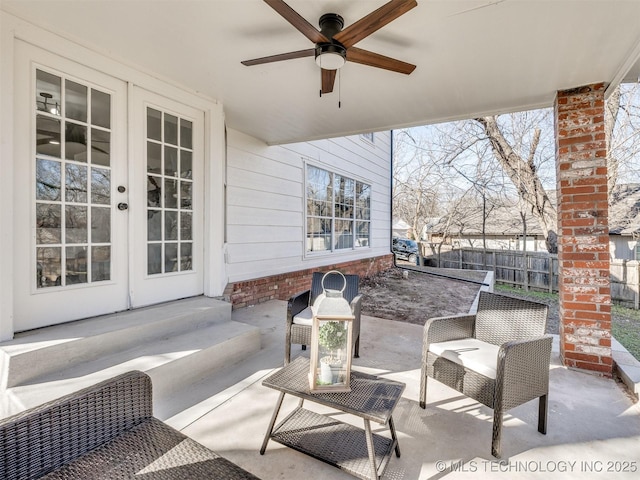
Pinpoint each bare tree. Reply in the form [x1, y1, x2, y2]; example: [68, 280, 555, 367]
[608, 83, 640, 196]
[474, 115, 558, 252]
[606, 85, 621, 195]
[393, 82, 640, 256]
[428, 185, 475, 266]
[393, 130, 447, 240]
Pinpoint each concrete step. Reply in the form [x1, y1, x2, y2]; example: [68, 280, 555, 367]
[0, 296, 262, 419]
[612, 337, 640, 400]
[3, 319, 260, 417]
[0, 296, 232, 389]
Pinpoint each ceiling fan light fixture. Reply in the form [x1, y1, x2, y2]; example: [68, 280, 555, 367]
[315, 44, 347, 70]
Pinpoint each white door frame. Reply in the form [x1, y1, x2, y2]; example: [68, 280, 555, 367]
[13, 41, 130, 331]
[1, 13, 227, 338]
[129, 86, 205, 308]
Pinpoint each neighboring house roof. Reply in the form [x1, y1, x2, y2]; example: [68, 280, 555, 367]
[428, 198, 546, 237]
[429, 184, 640, 237]
[392, 218, 411, 231]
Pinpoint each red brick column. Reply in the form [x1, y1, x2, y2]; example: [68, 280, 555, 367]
[555, 83, 612, 375]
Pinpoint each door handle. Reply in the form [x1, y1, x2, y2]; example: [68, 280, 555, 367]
[117, 202, 129, 211]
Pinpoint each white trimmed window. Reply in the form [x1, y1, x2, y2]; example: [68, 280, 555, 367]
[306, 164, 371, 253]
[360, 132, 375, 144]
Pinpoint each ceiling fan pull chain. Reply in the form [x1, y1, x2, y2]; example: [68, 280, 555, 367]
[338, 69, 342, 109]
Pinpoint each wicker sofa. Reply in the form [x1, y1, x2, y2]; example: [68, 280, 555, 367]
[0, 371, 260, 479]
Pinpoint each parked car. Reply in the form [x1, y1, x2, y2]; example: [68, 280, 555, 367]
[392, 238, 419, 264]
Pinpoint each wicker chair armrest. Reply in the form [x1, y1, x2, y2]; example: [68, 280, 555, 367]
[0, 371, 152, 480]
[422, 314, 476, 364]
[424, 314, 476, 344]
[350, 293, 363, 353]
[496, 335, 553, 409]
[350, 293, 363, 330]
[286, 289, 311, 325]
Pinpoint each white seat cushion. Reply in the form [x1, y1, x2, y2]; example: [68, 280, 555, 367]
[292, 306, 313, 326]
[429, 338, 500, 379]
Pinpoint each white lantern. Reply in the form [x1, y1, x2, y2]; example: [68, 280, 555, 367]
[308, 271, 354, 393]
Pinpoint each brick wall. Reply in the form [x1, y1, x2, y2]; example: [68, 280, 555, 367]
[555, 83, 612, 375]
[226, 255, 394, 309]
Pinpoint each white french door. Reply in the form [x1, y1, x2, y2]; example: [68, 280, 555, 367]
[13, 43, 204, 331]
[129, 88, 204, 307]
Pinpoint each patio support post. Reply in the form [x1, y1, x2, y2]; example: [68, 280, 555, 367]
[555, 82, 613, 376]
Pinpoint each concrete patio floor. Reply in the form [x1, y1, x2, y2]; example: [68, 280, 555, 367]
[160, 299, 640, 480]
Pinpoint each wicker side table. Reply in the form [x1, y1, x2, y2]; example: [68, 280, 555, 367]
[260, 357, 405, 480]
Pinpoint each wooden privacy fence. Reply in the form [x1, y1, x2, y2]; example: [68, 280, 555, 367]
[423, 247, 640, 308]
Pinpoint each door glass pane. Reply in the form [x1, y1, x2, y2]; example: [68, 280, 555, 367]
[36, 204, 61, 244]
[36, 70, 61, 115]
[165, 243, 178, 272]
[147, 142, 161, 173]
[91, 168, 110, 204]
[148, 210, 162, 241]
[37, 247, 61, 288]
[164, 146, 178, 176]
[180, 119, 192, 149]
[147, 176, 162, 207]
[65, 205, 87, 243]
[91, 128, 110, 166]
[146, 107, 194, 274]
[91, 207, 111, 243]
[164, 114, 178, 145]
[91, 246, 111, 282]
[164, 179, 178, 209]
[180, 181, 192, 209]
[65, 122, 87, 162]
[165, 211, 178, 241]
[65, 164, 88, 203]
[147, 108, 162, 141]
[36, 115, 61, 157]
[36, 159, 61, 201]
[180, 243, 192, 271]
[66, 246, 88, 284]
[91, 89, 110, 128]
[180, 150, 192, 178]
[34, 70, 113, 288]
[65, 80, 87, 122]
[180, 212, 192, 240]
[148, 244, 162, 274]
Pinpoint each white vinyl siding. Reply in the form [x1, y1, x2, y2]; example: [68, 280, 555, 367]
[225, 129, 391, 282]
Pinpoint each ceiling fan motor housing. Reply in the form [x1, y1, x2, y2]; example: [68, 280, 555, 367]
[318, 13, 344, 39]
[316, 13, 347, 69]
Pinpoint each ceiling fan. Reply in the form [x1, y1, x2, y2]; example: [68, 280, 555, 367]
[241, 0, 418, 95]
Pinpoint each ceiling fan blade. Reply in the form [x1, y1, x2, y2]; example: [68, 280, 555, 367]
[241, 48, 315, 66]
[321, 69, 337, 94]
[264, 0, 329, 44]
[333, 0, 417, 48]
[347, 47, 416, 74]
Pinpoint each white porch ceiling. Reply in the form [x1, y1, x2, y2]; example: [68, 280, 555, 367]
[3, 0, 640, 145]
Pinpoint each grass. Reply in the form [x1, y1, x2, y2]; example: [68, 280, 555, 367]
[612, 304, 640, 361]
[495, 284, 640, 361]
[495, 285, 558, 303]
